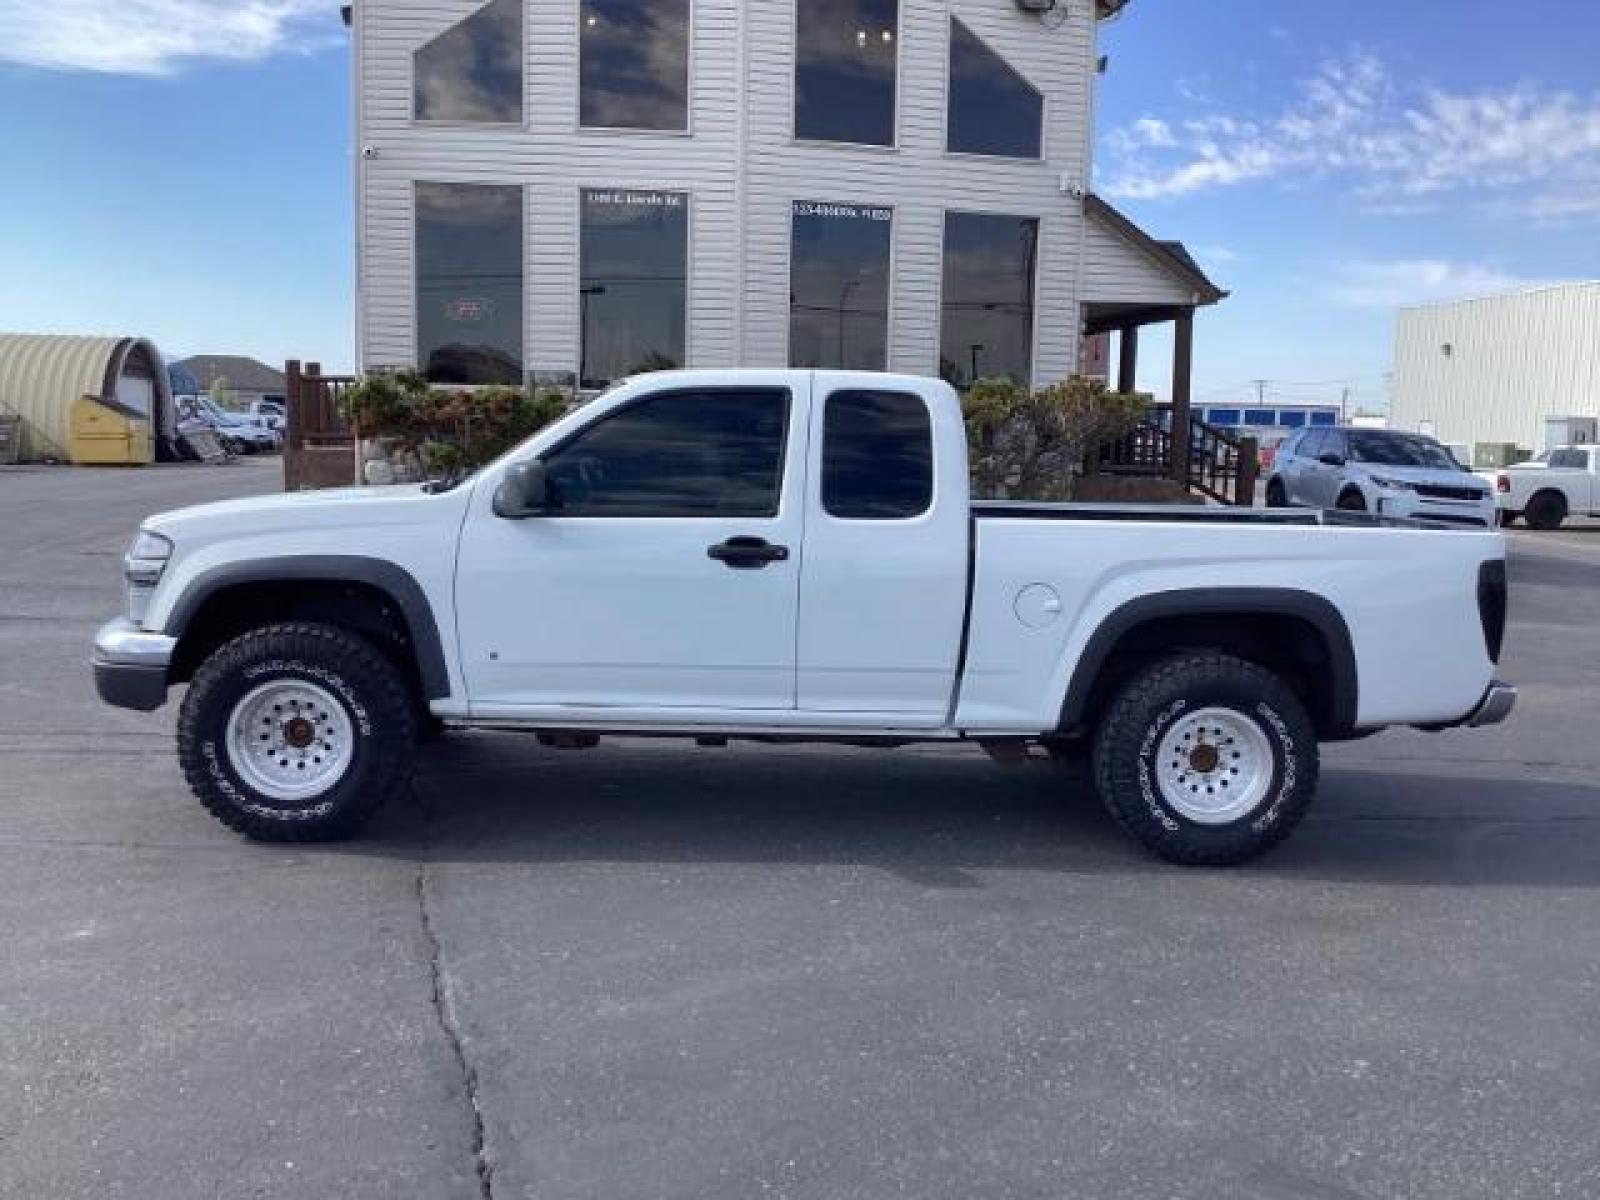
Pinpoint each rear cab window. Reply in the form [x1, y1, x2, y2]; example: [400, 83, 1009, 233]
[821, 390, 933, 519]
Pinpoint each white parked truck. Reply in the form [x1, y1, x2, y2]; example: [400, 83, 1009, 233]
[1492, 445, 1600, 530]
[92, 370, 1516, 864]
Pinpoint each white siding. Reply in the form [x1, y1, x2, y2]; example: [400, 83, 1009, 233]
[355, 0, 1184, 384]
[1080, 210, 1201, 307]
[1391, 283, 1600, 450]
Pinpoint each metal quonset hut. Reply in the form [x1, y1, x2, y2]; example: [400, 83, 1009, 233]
[0, 334, 177, 464]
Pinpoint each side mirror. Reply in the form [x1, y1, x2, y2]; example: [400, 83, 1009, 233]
[1318, 453, 1346, 468]
[493, 460, 549, 519]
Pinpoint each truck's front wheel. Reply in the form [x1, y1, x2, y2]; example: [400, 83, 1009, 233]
[1092, 652, 1319, 866]
[177, 623, 417, 841]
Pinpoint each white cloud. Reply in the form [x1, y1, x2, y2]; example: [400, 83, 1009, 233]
[1100, 50, 1600, 223]
[1326, 260, 1568, 309]
[0, 1, 336, 75]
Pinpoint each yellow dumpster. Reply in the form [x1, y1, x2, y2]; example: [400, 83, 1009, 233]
[69, 395, 151, 465]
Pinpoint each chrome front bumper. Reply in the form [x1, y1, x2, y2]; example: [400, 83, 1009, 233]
[91, 618, 176, 712]
[1466, 680, 1518, 728]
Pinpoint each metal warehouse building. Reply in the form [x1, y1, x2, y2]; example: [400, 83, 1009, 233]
[0, 334, 176, 464]
[1390, 282, 1600, 454]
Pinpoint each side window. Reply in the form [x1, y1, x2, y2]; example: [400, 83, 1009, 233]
[1289, 431, 1315, 459]
[946, 18, 1043, 158]
[795, 0, 899, 146]
[1322, 431, 1347, 461]
[1550, 448, 1584, 469]
[822, 390, 933, 519]
[414, 0, 523, 123]
[542, 389, 789, 517]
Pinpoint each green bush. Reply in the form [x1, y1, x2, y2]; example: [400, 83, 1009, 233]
[340, 371, 568, 476]
[963, 376, 1149, 501]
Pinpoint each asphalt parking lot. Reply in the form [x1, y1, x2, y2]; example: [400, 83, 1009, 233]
[3, 459, 1598, 1200]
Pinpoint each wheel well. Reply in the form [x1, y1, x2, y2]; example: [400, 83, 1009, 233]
[1069, 611, 1348, 736]
[168, 580, 424, 698]
[1337, 483, 1366, 504]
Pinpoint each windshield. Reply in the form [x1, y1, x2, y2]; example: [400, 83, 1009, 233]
[1347, 432, 1459, 470]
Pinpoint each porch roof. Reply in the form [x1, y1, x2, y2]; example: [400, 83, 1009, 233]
[1081, 194, 1228, 334]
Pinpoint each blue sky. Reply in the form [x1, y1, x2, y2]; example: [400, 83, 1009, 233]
[0, 0, 1596, 408]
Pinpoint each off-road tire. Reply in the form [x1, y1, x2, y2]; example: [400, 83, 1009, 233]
[1264, 478, 1288, 507]
[1092, 652, 1320, 866]
[1524, 491, 1567, 531]
[177, 622, 417, 841]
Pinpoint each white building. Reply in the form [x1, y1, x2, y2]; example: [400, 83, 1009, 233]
[348, 0, 1222, 399]
[1391, 282, 1600, 453]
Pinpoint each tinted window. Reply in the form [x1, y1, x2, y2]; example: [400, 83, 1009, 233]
[416, 182, 523, 384]
[414, 0, 522, 123]
[939, 212, 1038, 387]
[542, 389, 789, 517]
[1310, 410, 1338, 426]
[1347, 432, 1458, 469]
[1321, 431, 1347, 460]
[946, 18, 1042, 158]
[580, 190, 688, 388]
[795, 0, 898, 146]
[823, 390, 932, 518]
[1278, 410, 1307, 428]
[789, 201, 892, 370]
[1207, 408, 1242, 427]
[580, 0, 689, 130]
[1549, 448, 1586, 469]
[1298, 430, 1325, 459]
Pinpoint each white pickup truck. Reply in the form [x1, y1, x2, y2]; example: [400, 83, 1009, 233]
[1492, 444, 1600, 529]
[92, 370, 1515, 865]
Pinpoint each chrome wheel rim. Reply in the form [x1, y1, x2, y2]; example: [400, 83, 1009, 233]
[226, 680, 354, 802]
[1155, 707, 1274, 825]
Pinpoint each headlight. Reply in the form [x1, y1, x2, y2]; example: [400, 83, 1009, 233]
[124, 531, 173, 624]
[1367, 475, 1417, 492]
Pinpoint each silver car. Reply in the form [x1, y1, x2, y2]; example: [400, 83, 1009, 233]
[1266, 427, 1496, 527]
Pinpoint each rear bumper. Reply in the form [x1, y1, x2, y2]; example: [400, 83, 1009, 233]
[91, 618, 175, 712]
[1465, 680, 1518, 728]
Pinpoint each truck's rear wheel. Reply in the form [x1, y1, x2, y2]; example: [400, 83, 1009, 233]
[1092, 652, 1319, 866]
[177, 622, 417, 841]
[1524, 491, 1567, 531]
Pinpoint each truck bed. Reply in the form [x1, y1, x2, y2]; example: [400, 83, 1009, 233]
[971, 501, 1416, 527]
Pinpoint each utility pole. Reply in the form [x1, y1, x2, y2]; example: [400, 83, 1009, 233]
[1253, 379, 1268, 408]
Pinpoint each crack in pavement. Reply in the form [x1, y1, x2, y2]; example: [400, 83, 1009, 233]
[413, 784, 496, 1200]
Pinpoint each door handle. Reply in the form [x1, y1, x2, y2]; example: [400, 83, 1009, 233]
[707, 536, 790, 569]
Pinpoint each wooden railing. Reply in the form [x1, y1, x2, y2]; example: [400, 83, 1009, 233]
[284, 360, 357, 491]
[1091, 415, 1260, 506]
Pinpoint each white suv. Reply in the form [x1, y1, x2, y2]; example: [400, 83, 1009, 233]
[1266, 427, 1496, 527]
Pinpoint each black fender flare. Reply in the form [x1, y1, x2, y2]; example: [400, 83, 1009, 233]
[162, 555, 451, 699]
[1058, 587, 1359, 734]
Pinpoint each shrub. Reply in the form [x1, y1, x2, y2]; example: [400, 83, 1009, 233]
[963, 376, 1149, 501]
[340, 371, 568, 476]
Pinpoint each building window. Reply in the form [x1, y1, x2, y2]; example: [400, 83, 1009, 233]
[1207, 408, 1242, 427]
[789, 201, 892, 370]
[580, 0, 690, 130]
[946, 19, 1042, 158]
[939, 212, 1038, 387]
[414, 0, 523, 124]
[542, 389, 790, 517]
[415, 182, 524, 385]
[580, 190, 688, 388]
[1309, 411, 1338, 427]
[822, 390, 932, 519]
[795, 0, 898, 146]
